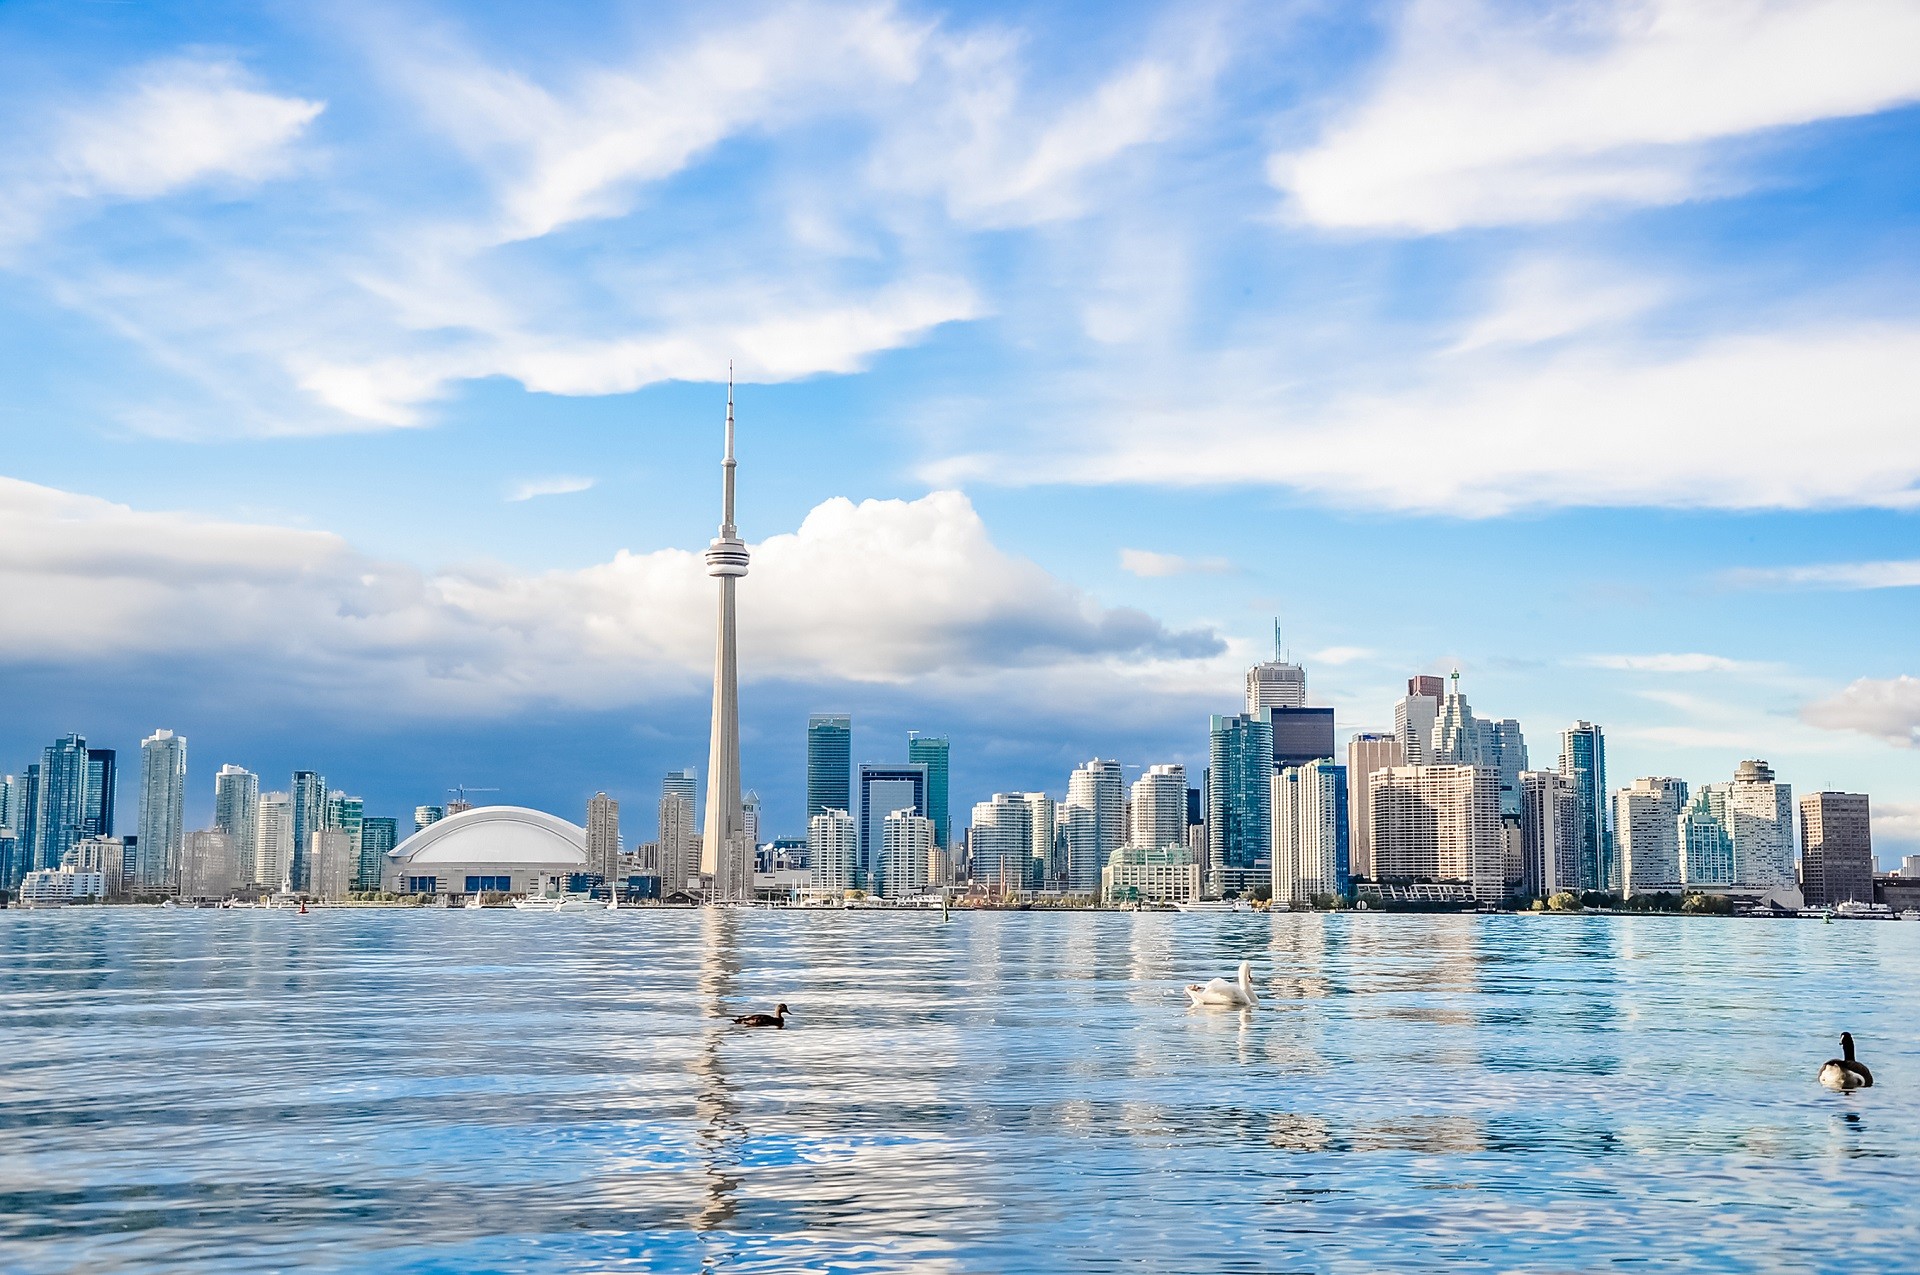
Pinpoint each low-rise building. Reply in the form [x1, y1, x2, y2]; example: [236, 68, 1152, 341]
[20, 869, 106, 907]
[1102, 844, 1201, 905]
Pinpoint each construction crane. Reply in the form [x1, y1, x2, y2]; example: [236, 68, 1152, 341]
[446, 784, 500, 811]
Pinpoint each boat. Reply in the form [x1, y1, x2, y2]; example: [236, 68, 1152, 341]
[511, 895, 599, 912]
[465, 893, 486, 910]
[1901, 908, 1919, 922]
[1174, 899, 1252, 914]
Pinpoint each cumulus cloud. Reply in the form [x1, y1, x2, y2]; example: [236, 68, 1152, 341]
[1873, 803, 1920, 856]
[1271, 0, 1920, 233]
[0, 477, 1222, 716]
[1802, 675, 1920, 747]
[1725, 560, 1920, 590]
[1119, 548, 1231, 578]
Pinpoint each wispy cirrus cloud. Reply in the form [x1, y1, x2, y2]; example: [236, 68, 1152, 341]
[1119, 548, 1231, 578]
[506, 475, 596, 502]
[1724, 560, 1920, 590]
[1583, 652, 1772, 674]
[1271, 0, 1920, 233]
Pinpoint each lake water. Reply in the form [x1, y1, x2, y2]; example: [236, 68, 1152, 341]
[1, 909, 1915, 1273]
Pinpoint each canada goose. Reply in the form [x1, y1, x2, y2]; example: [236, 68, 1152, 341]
[1818, 1032, 1873, 1090]
[732, 1003, 789, 1028]
[1185, 960, 1257, 1009]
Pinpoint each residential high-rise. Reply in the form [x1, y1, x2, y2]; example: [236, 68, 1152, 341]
[256, 792, 293, 890]
[1369, 764, 1505, 902]
[0, 773, 15, 832]
[741, 790, 760, 850]
[70, 836, 124, 897]
[585, 792, 620, 887]
[1519, 770, 1578, 898]
[1129, 764, 1188, 850]
[327, 793, 364, 887]
[1272, 759, 1349, 905]
[414, 805, 444, 832]
[179, 830, 237, 899]
[1482, 720, 1527, 817]
[83, 748, 116, 839]
[907, 732, 951, 849]
[882, 808, 934, 900]
[15, 765, 40, 888]
[700, 377, 753, 903]
[1800, 792, 1873, 907]
[1022, 792, 1058, 889]
[969, 793, 1043, 896]
[33, 734, 91, 874]
[1616, 777, 1689, 897]
[359, 817, 398, 892]
[137, 730, 187, 891]
[1393, 675, 1445, 766]
[1558, 723, 1608, 893]
[1345, 733, 1402, 879]
[1679, 791, 1734, 886]
[213, 765, 260, 885]
[310, 829, 354, 899]
[808, 809, 858, 896]
[1207, 711, 1273, 896]
[1067, 759, 1126, 869]
[660, 769, 697, 898]
[807, 714, 853, 821]
[1724, 759, 1795, 890]
[1055, 803, 1100, 896]
[290, 771, 327, 894]
[1246, 623, 1307, 713]
[858, 764, 928, 896]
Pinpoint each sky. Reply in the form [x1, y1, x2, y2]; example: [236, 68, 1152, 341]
[1, 0, 1917, 863]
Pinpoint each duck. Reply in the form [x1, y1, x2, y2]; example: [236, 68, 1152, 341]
[731, 1003, 789, 1029]
[1818, 1032, 1873, 1090]
[1185, 959, 1257, 1009]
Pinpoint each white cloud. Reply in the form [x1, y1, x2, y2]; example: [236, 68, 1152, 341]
[0, 477, 1222, 715]
[1874, 802, 1920, 855]
[931, 324, 1920, 515]
[1725, 560, 1920, 590]
[506, 476, 596, 502]
[1119, 548, 1231, 578]
[1307, 646, 1375, 667]
[1802, 675, 1920, 747]
[1272, 0, 1920, 232]
[1585, 653, 1770, 674]
[1451, 258, 1664, 351]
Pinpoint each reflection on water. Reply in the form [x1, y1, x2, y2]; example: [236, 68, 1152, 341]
[2, 910, 1917, 1273]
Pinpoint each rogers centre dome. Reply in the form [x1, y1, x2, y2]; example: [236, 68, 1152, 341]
[382, 805, 587, 896]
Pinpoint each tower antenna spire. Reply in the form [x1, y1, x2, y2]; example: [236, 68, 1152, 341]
[721, 363, 737, 535]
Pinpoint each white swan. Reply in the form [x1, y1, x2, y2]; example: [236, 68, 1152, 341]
[1185, 959, 1257, 1008]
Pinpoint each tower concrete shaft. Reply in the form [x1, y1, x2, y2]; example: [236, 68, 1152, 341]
[702, 374, 752, 900]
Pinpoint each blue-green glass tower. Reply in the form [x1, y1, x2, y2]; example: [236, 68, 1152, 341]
[906, 732, 950, 849]
[807, 714, 852, 820]
[1207, 710, 1273, 895]
[1559, 722, 1608, 893]
[35, 734, 91, 872]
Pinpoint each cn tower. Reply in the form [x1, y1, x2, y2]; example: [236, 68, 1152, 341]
[700, 371, 752, 901]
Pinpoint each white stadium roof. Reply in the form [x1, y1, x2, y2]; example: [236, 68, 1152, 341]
[386, 806, 587, 868]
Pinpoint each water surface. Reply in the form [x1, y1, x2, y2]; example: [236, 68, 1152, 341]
[2, 909, 1915, 1272]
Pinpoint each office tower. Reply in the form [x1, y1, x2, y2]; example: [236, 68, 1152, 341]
[907, 732, 951, 848]
[700, 378, 752, 903]
[1345, 733, 1403, 879]
[1799, 792, 1873, 907]
[808, 809, 858, 895]
[1479, 720, 1526, 816]
[1066, 758, 1125, 867]
[360, 817, 398, 893]
[289, 771, 327, 893]
[1272, 707, 1336, 770]
[327, 793, 364, 888]
[1679, 791, 1734, 886]
[1723, 760, 1795, 889]
[660, 769, 697, 897]
[1055, 803, 1099, 895]
[414, 805, 444, 832]
[213, 765, 259, 885]
[1616, 777, 1689, 897]
[1369, 764, 1505, 901]
[15, 765, 41, 887]
[256, 792, 293, 890]
[34, 734, 91, 873]
[310, 828, 354, 899]
[741, 791, 761, 850]
[1272, 759, 1349, 905]
[1208, 711, 1274, 896]
[1558, 722, 1608, 892]
[179, 830, 237, 898]
[858, 763, 928, 896]
[1519, 771, 1578, 897]
[1428, 672, 1483, 766]
[969, 793, 1042, 895]
[881, 808, 934, 899]
[1129, 764, 1189, 850]
[137, 730, 188, 891]
[1393, 675, 1445, 766]
[83, 748, 116, 839]
[1246, 623, 1307, 713]
[807, 714, 853, 821]
[0, 773, 14, 832]
[587, 793, 620, 886]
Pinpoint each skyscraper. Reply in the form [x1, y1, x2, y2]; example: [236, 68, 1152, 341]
[1272, 707, 1336, 769]
[809, 808, 858, 896]
[359, 817, 398, 893]
[1369, 764, 1504, 902]
[807, 714, 853, 822]
[660, 769, 697, 898]
[907, 732, 951, 849]
[137, 730, 187, 891]
[256, 792, 293, 890]
[1679, 790, 1734, 886]
[858, 763, 928, 895]
[1723, 759, 1795, 890]
[1021, 791, 1058, 890]
[1246, 622, 1307, 713]
[1207, 711, 1273, 897]
[1800, 792, 1872, 907]
[1393, 675, 1445, 766]
[15, 765, 41, 888]
[290, 771, 327, 894]
[1054, 803, 1100, 895]
[969, 793, 1043, 896]
[1272, 759, 1349, 905]
[1345, 732, 1402, 879]
[882, 807, 934, 900]
[1129, 764, 1188, 850]
[414, 805, 444, 832]
[1558, 722, 1607, 893]
[587, 792, 620, 887]
[34, 734, 91, 873]
[327, 793, 364, 888]
[700, 376, 752, 903]
[0, 773, 15, 832]
[1067, 759, 1126, 868]
[83, 748, 116, 839]
[1519, 770, 1578, 898]
[1616, 777, 1689, 897]
[213, 765, 259, 885]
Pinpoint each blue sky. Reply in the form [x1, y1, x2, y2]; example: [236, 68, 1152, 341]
[2, 0, 1917, 861]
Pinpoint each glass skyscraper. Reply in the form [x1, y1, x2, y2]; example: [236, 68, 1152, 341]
[857, 763, 927, 894]
[137, 730, 188, 891]
[83, 748, 116, 839]
[807, 714, 852, 821]
[36, 734, 91, 873]
[290, 770, 327, 894]
[1558, 722, 1608, 893]
[906, 732, 950, 849]
[359, 816, 398, 893]
[1207, 710, 1273, 896]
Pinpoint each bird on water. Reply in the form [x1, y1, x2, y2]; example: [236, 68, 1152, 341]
[1819, 1032, 1873, 1090]
[732, 1003, 789, 1028]
[1185, 960, 1258, 1009]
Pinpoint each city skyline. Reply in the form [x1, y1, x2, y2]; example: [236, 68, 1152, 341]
[0, 1, 1916, 862]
